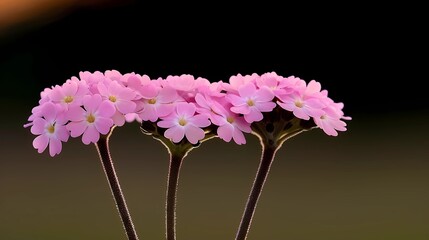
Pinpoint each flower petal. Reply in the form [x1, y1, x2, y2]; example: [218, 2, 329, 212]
[164, 126, 185, 143]
[185, 125, 205, 144]
[67, 121, 87, 137]
[82, 126, 99, 145]
[33, 134, 49, 153]
[49, 138, 62, 157]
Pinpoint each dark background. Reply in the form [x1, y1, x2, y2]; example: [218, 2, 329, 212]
[1, 1, 428, 239]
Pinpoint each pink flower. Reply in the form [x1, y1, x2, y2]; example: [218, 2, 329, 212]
[97, 80, 137, 126]
[49, 81, 88, 109]
[277, 80, 325, 120]
[157, 102, 211, 144]
[67, 94, 115, 145]
[210, 104, 251, 145]
[314, 104, 348, 136]
[226, 83, 276, 123]
[138, 86, 179, 122]
[30, 102, 69, 157]
[223, 73, 259, 93]
[194, 93, 225, 122]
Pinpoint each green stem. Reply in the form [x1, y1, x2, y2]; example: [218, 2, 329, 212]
[235, 143, 278, 240]
[95, 132, 139, 240]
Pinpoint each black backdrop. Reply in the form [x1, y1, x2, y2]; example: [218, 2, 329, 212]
[1, 2, 426, 116]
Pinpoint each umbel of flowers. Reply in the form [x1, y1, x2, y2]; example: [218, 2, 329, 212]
[25, 70, 350, 240]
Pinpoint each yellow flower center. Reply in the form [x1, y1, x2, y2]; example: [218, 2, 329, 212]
[87, 114, 96, 123]
[109, 96, 117, 102]
[294, 100, 304, 108]
[148, 98, 157, 104]
[64, 96, 74, 103]
[178, 118, 187, 126]
[320, 115, 326, 120]
[247, 99, 255, 106]
[227, 116, 235, 124]
[47, 124, 55, 134]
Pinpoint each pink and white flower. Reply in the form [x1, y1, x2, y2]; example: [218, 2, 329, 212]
[66, 94, 115, 145]
[277, 80, 325, 120]
[157, 102, 210, 144]
[49, 80, 88, 109]
[30, 102, 69, 157]
[226, 83, 276, 123]
[97, 80, 137, 126]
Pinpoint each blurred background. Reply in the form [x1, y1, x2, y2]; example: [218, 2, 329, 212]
[1, 1, 428, 239]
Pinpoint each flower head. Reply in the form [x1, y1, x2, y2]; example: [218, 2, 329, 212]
[67, 94, 115, 145]
[30, 102, 69, 156]
[157, 102, 210, 144]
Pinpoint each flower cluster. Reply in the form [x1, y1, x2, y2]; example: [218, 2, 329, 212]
[25, 70, 350, 156]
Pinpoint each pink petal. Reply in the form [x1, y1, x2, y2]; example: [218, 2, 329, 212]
[176, 102, 195, 117]
[293, 108, 310, 120]
[67, 121, 87, 137]
[238, 83, 257, 98]
[49, 138, 62, 157]
[82, 126, 99, 145]
[116, 100, 136, 114]
[31, 118, 47, 135]
[305, 98, 325, 109]
[226, 94, 245, 106]
[235, 117, 252, 133]
[138, 84, 158, 99]
[195, 93, 210, 109]
[95, 117, 113, 135]
[112, 111, 126, 126]
[67, 106, 86, 121]
[140, 105, 158, 122]
[42, 102, 57, 122]
[164, 126, 185, 143]
[184, 125, 205, 144]
[156, 104, 175, 118]
[256, 101, 276, 112]
[49, 87, 64, 102]
[305, 80, 321, 96]
[255, 88, 274, 102]
[83, 94, 102, 112]
[232, 127, 246, 145]
[157, 118, 177, 128]
[97, 100, 116, 117]
[33, 134, 49, 153]
[62, 82, 78, 96]
[56, 126, 69, 142]
[217, 124, 233, 142]
[231, 105, 251, 115]
[97, 82, 109, 97]
[117, 87, 136, 100]
[277, 101, 294, 112]
[244, 108, 263, 123]
[189, 114, 211, 128]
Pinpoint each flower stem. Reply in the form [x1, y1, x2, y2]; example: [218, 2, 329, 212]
[166, 152, 185, 240]
[235, 143, 278, 240]
[95, 132, 139, 240]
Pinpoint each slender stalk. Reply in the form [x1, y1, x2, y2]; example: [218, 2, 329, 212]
[166, 152, 185, 240]
[235, 143, 278, 240]
[95, 133, 139, 240]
